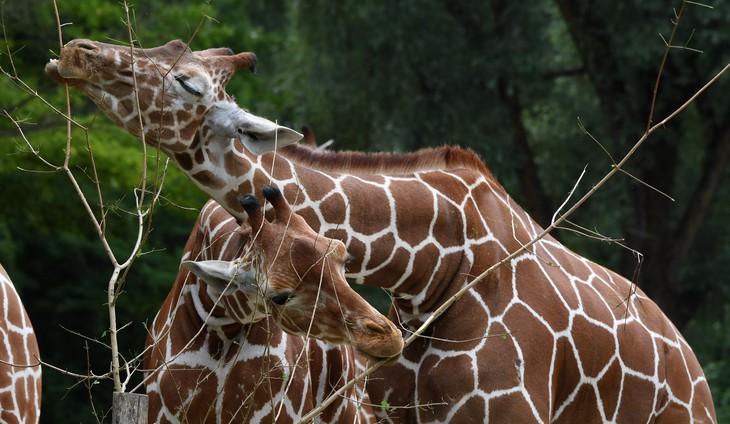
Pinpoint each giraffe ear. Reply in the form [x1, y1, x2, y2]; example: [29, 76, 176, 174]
[207, 103, 303, 154]
[236, 114, 303, 155]
[182, 260, 258, 297]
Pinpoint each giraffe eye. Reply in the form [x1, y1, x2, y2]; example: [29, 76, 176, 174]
[174, 75, 203, 97]
[270, 292, 291, 306]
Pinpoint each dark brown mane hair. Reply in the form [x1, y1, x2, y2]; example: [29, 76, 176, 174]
[279, 143, 496, 179]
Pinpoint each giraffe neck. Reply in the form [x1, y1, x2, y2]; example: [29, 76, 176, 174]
[173, 134, 280, 217]
[173, 141, 530, 321]
[180, 201, 267, 328]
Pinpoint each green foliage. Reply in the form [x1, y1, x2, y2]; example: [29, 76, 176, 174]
[380, 399, 396, 414]
[1, 0, 729, 421]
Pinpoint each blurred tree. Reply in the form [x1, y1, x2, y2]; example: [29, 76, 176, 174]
[554, 0, 730, 330]
[1, 0, 728, 421]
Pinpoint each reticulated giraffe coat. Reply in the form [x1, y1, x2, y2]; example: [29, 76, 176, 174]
[0, 264, 41, 424]
[145, 186, 403, 423]
[144, 199, 385, 423]
[47, 38, 716, 423]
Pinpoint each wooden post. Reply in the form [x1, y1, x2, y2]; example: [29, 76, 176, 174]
[112, 392, 148, 424]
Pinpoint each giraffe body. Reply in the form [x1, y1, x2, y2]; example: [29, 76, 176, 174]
[191, 149, 717, 423]
[48, 39, 716, 423]
[0, 265, 41, 424]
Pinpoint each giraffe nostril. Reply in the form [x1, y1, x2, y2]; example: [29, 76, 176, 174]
[365, 321, 389, 335]
[71, 41, 99, 53]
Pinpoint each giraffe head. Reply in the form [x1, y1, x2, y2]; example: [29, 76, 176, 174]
[185, 185, 404, 360]
[45, 39, 301, 155]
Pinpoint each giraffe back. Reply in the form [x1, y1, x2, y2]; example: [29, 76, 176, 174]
[143, 200, 374, 423]
[351, 168, 717, 423]
[262, 144, 717, 423]
[0, 265, 41, 424]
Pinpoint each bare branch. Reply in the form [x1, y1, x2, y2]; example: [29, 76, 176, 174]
[551, 165, 587, 225]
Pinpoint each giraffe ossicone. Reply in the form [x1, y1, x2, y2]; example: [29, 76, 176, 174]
[49, 38, 717, 423]
[184, 184, 403, 360]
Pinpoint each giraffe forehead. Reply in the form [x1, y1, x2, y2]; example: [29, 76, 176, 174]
[292, 235, 346, 265]
[261, 238, 343, 289]
[88, 42, 213, 81]
[264, 265, 302, 294]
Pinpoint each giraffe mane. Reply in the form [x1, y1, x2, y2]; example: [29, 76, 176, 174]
[279, 143, 496, 178]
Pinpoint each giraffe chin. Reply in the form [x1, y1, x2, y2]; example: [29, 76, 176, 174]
[44, 60, 65, 84]
[354, 347, 402, 364]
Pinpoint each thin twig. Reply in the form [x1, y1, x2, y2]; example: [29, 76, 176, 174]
[646, 1, 684, 132]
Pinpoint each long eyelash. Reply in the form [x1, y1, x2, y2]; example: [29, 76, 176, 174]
[174, 75, 202, 96]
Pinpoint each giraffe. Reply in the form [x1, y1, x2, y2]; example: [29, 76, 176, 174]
[144, 184, 401, 423]
[184, 183, 402, 358]
[47, 39, 717, 422]
[0, 264, 42, 424]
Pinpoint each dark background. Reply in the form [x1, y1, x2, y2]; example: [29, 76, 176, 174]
[0, 1, 728, 422]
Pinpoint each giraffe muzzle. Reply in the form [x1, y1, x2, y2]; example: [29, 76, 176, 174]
[355, 317, 404, 359]
[46, 39, 102, 81]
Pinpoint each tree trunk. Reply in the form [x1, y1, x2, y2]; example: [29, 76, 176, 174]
[443, 0, 555, 228]
[112, 393, 148, 424]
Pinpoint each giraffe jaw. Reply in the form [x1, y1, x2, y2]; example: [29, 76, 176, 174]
[355, 347, 402, 363]
[44, 59, 67, 85]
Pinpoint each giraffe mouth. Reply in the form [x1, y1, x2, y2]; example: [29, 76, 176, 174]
[46, 59, 94, 82]
[351, 319, 405, 361]
[46, 58, 111, 102]
[355, 347, 402, 363]
[45, 59, 87, 85]
[45, 59, 64, 84]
